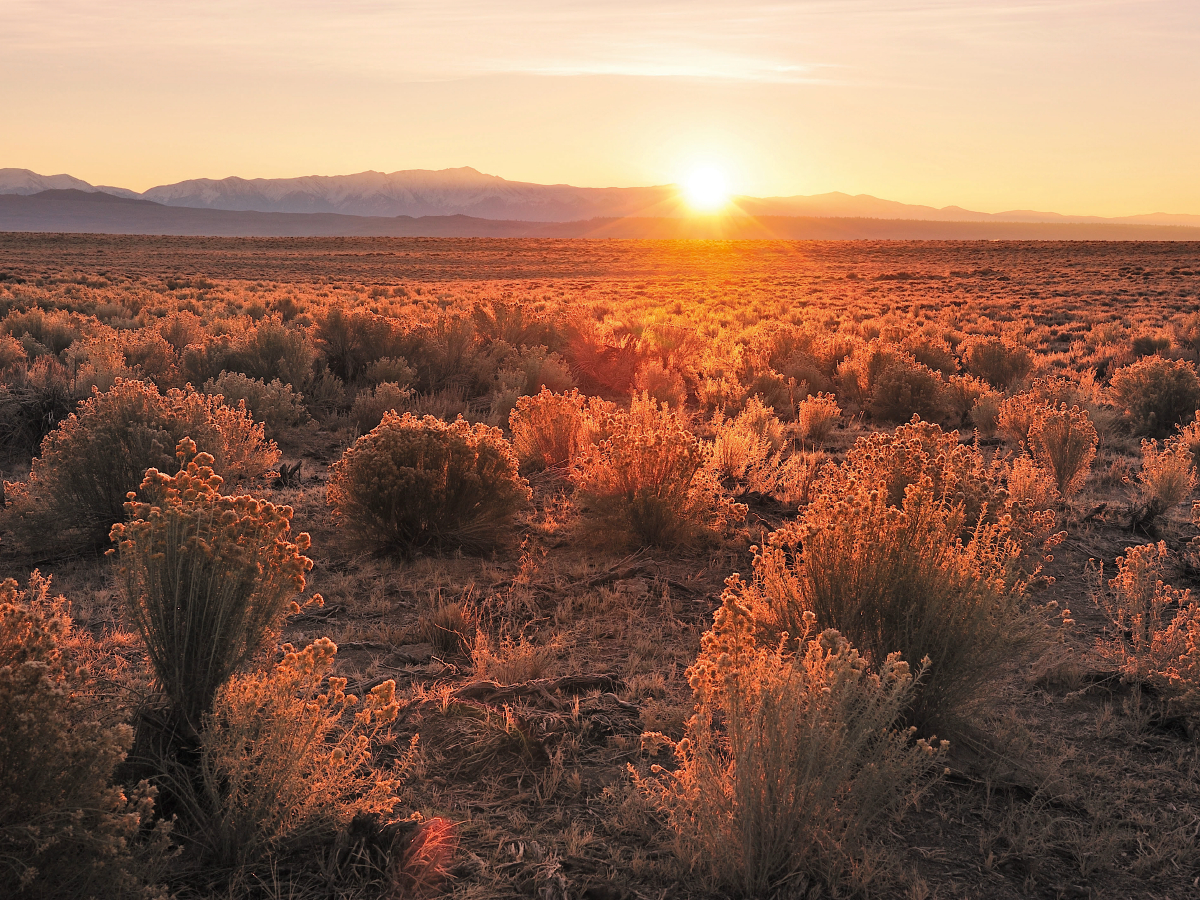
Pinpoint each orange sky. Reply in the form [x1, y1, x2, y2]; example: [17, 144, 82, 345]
[2, 1, 1197, 216]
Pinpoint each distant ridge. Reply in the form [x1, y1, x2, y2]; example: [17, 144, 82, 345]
[3, 167, 1199, 228]
[3, 190, 1200, 240]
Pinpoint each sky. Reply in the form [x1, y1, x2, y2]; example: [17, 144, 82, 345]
[2, 0, 1198, 216]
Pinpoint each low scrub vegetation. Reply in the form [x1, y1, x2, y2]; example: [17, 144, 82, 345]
[327, 412, 531, 553]
[3, 238, 1200, 900]
[636, 596, 945, 897]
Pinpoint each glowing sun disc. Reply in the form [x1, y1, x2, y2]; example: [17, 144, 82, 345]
[683, 166, 730, 211]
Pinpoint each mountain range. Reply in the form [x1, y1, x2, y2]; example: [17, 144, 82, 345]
[4, 167, 1199, 228]
[2, 168, 1200, 239]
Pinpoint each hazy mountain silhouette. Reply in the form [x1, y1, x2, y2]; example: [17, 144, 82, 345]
[4, 167, 1198, 227]
[4, 189, 1200, 240]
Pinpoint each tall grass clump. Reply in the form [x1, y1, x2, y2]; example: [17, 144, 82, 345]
[1028, 404, 1098, 499]
[0, 574, 170, 899]
[110, 441, 313, 735]
[328, 412, 530, 553]
[7, 379, 279, 551]
[1110, 356, 1200, 438]
[571, 393, 745, 547]
[635, 594, 945, 897]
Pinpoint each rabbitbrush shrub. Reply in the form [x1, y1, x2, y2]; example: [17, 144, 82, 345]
[1132, 438, 1197, 531]
[328, 412, 531, 553]
[8, 378, 278, 550]
[636, 594, 945, 897]
[0, 574, 169, 899]
[1101, 542, 1200, 720]
[1028, 404, 1098, 498]
[571, 393, 744, 547]
[1110, 356, 1200, 438]
[743, 426, 1039, 733]
[176, 637, 404, 869]
[202, 371, 309, 434]
[110, 442, 313, 733]
[508, 388, 593, 472]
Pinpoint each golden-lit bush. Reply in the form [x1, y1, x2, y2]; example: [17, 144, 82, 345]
[7, 379, 279, 550]
[349, 381, 412, 433]
[202, 371, 309, 434]
[328, 412, 530, 553]
[635, 595, 945, 896]
[868, 356, 953, 425]
[508, 388, 599, 472]
[969, 388, 1004, 437]
[708, 397, 784, 485]
[1028, 404, 1097, 498]
[1101, 542, 1200, 718]
[176, 637, 405, 869]
[633, 357, 688, 408]
[746, 469, 1030, 732]
[315, 307, 406, 383]
[997, 393, 1050, 447]
[1110, 356, 1200, 438]
[796, 391, 841, 444]
[571, 394, 745, 547]
[110, 444, 314, 732]
[961, 336, 1032, 390]
[1132, 438, 1197, 531]
[0, 574, 169, 899]
[834, 418, 1007, 530]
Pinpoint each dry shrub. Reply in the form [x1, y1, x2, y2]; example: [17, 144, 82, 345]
[350, 381, 412, 433]
[328, 412, 530, 553]
[417, 599, 477, 656]
[709, 397, 784, 484]
[0, 574, 170, 899]
[571, 393, 745, 548]
[1028, 404, 1098, 498]
[509, 388, 596, 473]
[110, 443, 314, 733]
[7, 379, 278, 550]
[1110, 356, 1200, 438]
[961, 336, 1032, 390]
[314, 307, 404, 383]
[0, 356, 81, 452]
[754, 484, 1029, 733]
[176, 637, 406, 870]
[1132, 438, 1197, 531]
[1101, 543, 1200, 719]
[202, 371, 309, 433]
[1172, 414, 1200, 472]
[969, 388, 1004, 437]
[997, 393, 1051, 447]
[796, 391, 841, 444]
[634, 357, 688, 408]
[774, 451, 828, 507]
[868, 356, 953, 425]
[471, 629, 555, 684]
[834, 418, 1007, 531]
[635, 596, 944, 897]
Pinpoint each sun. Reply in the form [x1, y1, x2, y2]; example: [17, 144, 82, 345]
[682, 165, 730, 212]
